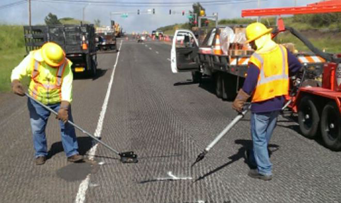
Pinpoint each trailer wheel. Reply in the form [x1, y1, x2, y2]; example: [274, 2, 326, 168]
[298, 96, 320, 138]
[320, 102, 341, 151]
[221, 74, 228, 100]
[215, 73, 222, 98]
[223, 74, 237, 101]
[191, 71, 202, 83]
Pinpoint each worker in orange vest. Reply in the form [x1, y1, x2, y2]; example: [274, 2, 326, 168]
[232, 22, 302, 181]
[11, 42, 83, 165]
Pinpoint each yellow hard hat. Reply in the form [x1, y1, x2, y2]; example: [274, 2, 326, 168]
[245, 22, 272, 43]
[40, 42, 65, 67]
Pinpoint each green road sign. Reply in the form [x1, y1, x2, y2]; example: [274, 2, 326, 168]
[121, 13, 128, 18]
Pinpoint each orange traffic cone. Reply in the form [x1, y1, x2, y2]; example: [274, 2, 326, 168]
[213, 34, 223, 55]
[82, 35, 88, 50]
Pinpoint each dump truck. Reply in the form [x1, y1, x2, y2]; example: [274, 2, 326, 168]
[23, 24, 98, 77]
[95, 27, 117, 52]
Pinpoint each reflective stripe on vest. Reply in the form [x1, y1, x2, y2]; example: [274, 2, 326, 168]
[29, 60, 67, 104]
[250, 45, 289, 102]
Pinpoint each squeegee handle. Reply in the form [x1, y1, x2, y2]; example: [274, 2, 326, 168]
[25, 93, 120, 155]
[205, 105, 250, 152]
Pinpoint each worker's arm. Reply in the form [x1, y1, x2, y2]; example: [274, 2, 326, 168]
[241, 64, 259, 95]
[232, 64, 259, 112]
[61, 61, 73, 104]
[10, 53, 33, 96]
[287, 50, 302, 76]
[11, 53, 33, 82]
[57, 61, 73, 123]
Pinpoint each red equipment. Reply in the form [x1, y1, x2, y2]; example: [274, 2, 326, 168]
[242, 0, 341, 151]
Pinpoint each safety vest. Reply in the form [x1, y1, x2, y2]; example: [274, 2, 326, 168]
[28, 53, 68, 105]
[249, 45, 289, 102]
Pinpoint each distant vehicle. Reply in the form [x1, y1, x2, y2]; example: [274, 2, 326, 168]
[95, 28, 117, 52]
[151, 30, 163, 38]
[175, 32, 190, 42]
[137, 35, 146, 43]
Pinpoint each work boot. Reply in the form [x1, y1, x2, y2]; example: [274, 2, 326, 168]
[67, 154, 83, 163]
[248, 169, 272, 181]
[35, 156, 46, 165]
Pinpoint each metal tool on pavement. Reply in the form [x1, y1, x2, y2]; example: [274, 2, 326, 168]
[191, 105, 250, 167]
[25, 93, 138, 163]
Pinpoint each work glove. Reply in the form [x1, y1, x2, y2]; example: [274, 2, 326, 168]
[232, 89, 251, 113]
[11, 79, 25, 96]
[56, 101, 70, 123]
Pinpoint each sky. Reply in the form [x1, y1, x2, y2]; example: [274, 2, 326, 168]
[0, 0, 321, 33]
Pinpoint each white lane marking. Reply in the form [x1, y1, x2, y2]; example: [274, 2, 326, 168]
[155, 171, 192, 181]
[156, 51, 159, 54]
[167, 58, 171, 61]
[149, 47, 152, 50]
[75, 40, 123, 203]
[145, 45, 148, 47]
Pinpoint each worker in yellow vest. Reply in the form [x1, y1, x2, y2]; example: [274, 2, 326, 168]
[11, 42, 83, 165]
[232, 22, 301, 180]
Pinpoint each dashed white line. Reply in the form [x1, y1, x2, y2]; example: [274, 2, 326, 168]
[156, 51, 159, 54]
[75, 40, 123, 203]
[149, 47, 152, 50]
[167, 58, 171, 61]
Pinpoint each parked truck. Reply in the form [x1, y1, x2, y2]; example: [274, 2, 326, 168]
[24, 24, 98, 77]
[171, 0, 341, 150]
[95, 27, 117, 52]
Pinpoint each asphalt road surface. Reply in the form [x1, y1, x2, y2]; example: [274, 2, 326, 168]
[0, 38, 340, 203]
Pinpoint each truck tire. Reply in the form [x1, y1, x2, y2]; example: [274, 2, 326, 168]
[298, 96, 320, 139]
[90, 55, 97, 77]
[222, 74, 237, 101]
[221, 74, 228, 100]
[320, 102, 341, 151]
[215, 73, 222, 98]
[191, 71, 202, 83]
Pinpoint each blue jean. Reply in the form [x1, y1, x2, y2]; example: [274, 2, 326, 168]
[249, 111, 280, 175]
[27, 98, 79, 158]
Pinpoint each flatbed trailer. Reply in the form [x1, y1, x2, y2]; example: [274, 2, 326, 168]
[171, 26, 325, 100]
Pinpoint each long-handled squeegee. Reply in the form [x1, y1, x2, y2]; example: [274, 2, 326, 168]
[25, 93, 138, 164]
[191, 98, 294, 167]
[191, 105, 250, 167]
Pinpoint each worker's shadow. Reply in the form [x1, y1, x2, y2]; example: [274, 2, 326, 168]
[46, 136, 93, 160]
[194, 139, 279, 182]
[173, 79, 197, 86]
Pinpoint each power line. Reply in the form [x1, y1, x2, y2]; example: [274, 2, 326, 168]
[31, 0, 263, 7]
[0, 0, 26, 10]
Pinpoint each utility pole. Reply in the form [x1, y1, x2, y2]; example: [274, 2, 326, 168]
[28, 0, 31, 26]
[83, 4, 90, 23]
